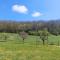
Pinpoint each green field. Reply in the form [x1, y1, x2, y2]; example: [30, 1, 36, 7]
[0, 33, 60, 60]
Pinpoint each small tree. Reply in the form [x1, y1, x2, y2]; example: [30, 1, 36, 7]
[40, 29, 48, 45]
[19, 31, 28, 43]
[3, 33, 8, 41]
[58, 40, 59, 46]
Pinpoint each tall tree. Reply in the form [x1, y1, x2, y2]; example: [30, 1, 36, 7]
[40, 28, 48, 45]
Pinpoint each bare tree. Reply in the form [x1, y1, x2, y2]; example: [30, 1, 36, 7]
[19, 31, 28, 43]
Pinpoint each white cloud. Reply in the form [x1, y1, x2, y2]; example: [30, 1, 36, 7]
[32, 12, 42, 17]
[12, 4, 28, 14]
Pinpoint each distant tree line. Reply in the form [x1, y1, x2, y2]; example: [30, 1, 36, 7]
[0, 20, 60, 36]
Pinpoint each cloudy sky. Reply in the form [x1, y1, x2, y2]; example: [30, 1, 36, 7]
[0, 0, 60, 21]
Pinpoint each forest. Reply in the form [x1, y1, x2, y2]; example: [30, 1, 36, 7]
[0, 20, 60, 36]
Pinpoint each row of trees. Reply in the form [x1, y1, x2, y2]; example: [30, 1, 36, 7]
[0, 20, 60, 35]
[20, 29, 48, 45]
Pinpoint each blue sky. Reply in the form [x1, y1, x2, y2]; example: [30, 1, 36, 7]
[0, 0, 60, 21]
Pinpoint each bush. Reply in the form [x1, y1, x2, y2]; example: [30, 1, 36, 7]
[49, 42, 55, 45]
[28, 31, 39, 36]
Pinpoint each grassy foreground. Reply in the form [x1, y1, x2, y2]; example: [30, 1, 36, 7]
[0, 33, 60, 60]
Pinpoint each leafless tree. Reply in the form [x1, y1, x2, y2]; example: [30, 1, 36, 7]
[19, 31, 28, 43]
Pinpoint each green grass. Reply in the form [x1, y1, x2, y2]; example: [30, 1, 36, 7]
[0, 33, 60, 60]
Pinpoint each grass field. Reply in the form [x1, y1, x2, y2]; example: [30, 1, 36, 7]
[0, 33, 60, 60]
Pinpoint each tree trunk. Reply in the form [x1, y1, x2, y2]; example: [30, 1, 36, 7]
[43, 40, 45, 45]
[23, 38, 24, 44]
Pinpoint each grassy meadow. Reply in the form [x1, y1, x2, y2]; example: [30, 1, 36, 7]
[0, 33, 60, 60]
